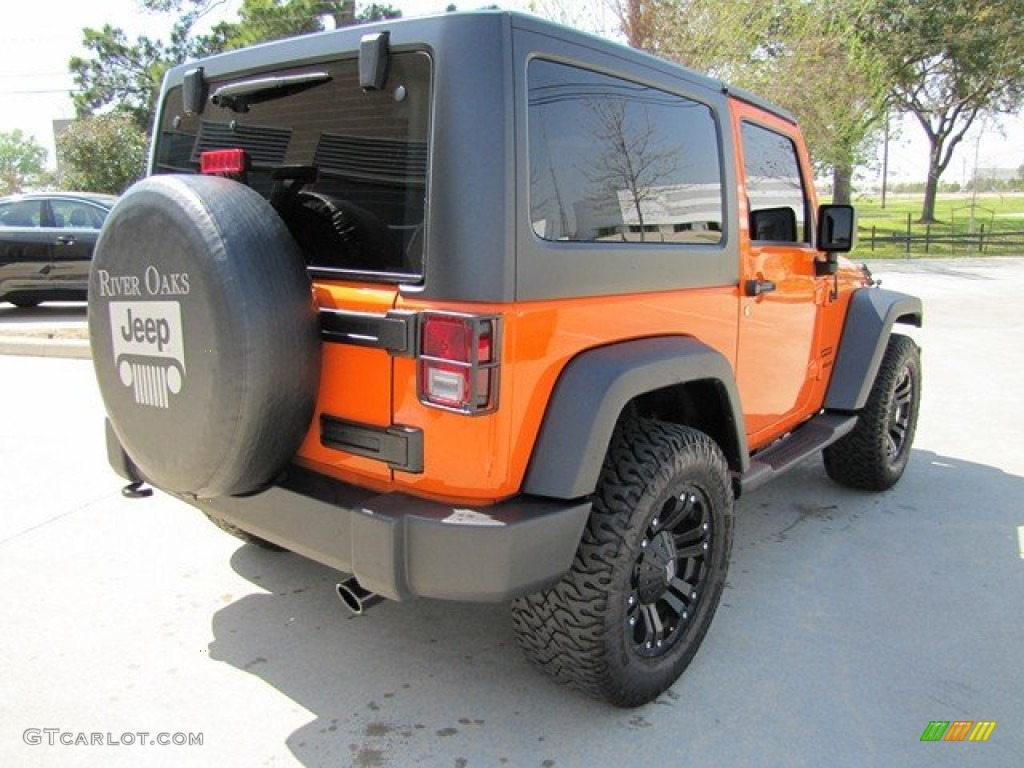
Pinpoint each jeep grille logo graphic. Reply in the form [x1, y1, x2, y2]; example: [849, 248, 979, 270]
[109, 301, 186, 409]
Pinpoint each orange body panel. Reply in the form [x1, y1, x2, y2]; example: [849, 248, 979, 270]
[293, 98, 867, 505]
[391, 287, 738, 504]
[296, 282, 399, 485]
[729, 100, 864, 449]
[296, 285, 737, 506]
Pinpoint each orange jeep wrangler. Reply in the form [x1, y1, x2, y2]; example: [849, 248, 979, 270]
[88, 11, 922, 706]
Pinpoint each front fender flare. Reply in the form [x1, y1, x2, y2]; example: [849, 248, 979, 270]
[825, 287, 923, 412]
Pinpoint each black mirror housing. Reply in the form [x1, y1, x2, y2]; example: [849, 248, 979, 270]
[750, 206, 798, 243]
[816, 204, 856, 253]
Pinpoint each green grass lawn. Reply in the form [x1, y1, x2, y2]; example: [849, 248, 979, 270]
[849, 192, 1024, 258]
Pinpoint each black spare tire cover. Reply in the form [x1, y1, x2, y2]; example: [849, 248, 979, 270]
[88, 174, 321, 498]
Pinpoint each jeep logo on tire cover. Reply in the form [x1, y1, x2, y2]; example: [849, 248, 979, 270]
[109, 301, 186, 409]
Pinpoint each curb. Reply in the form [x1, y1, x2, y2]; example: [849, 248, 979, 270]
[0, 337, 91, 360]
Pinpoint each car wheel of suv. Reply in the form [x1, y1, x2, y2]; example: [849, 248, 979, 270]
[88, 174, 321, 499]
[9, 298, 40, 308]
[511, 417, 733, 707]
[824, 333, 921, 491]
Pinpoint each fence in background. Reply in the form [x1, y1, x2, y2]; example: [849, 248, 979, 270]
[862, 212, 1024, 256]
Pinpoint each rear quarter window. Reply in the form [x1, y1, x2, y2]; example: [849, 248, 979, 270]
[528, 59, 724, 245]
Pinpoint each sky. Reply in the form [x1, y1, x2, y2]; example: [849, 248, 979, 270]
[1, 0, 1020, 185]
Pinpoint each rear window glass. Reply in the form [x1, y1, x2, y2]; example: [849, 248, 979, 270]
[154, 52, 431, 280]
[528, 59, 723, 245]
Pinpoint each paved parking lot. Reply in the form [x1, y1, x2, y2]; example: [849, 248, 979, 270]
[1, 259, 1022, 767]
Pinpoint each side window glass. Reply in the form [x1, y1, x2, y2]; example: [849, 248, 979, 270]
[0, 200, 43, 228]
[740, 122, 809, 244]
[50, 201, 106, 229]
[528, 59, 724, 245]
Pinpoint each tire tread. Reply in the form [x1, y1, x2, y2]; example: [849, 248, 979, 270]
[824, 333, 921, 490]
[512, 417, 732, 706]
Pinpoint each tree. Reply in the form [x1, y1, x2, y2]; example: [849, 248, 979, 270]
[610, 0, 890, 204]
[613, 0, 785, 80]
[862, 0, 1024, 223]
[0, 130, 49, 195]
[70, 26, 178, 131]
[765, 2, 889, 204]
[355, 3, 402, 22]
[215, 0, 333, 48]
[56, 114, 149, 195]
[69, 1, 400, 133]
[69, 0, 233, 131]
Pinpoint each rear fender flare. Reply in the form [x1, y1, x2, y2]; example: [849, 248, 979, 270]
[522, 336, 746, 500]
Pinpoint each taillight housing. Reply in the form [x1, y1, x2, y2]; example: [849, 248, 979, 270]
[200, 149, 249, 179]
[418, 312, 500, 415]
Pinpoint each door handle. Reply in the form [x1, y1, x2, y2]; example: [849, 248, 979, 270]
[56, 235, 76, 246]
[744, 279, 777, 297]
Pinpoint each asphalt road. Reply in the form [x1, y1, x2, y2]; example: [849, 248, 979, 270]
[1, 260, 1022, 767]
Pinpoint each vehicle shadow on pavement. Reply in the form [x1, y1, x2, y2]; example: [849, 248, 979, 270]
[205, 446, 1023, 767]
[206, 545, 618, 766]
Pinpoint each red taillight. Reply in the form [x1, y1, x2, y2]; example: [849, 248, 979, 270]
[418, 313, 499, 414]
[200, 149, 249, 177]
[423, 314, 473, 361]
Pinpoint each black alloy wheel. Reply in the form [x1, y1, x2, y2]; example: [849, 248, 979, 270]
[884, 359, 916, 463]
[512, 417, 733, 707]
[628, 485, 713, 658]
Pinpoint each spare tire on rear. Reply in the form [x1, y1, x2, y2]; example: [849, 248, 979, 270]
[88, 174, 321, 499]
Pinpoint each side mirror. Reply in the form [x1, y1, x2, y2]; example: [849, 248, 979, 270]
[816, 204, 856, 253]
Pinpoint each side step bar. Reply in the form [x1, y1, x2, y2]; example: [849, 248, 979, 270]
[739, 412, 858, 495]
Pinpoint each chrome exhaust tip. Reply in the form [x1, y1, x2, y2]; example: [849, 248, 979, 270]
[336, 577, 384, 615]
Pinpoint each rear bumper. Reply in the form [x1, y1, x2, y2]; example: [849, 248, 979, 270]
[184, 466, 590, 602]
[107, 425, 590, 602]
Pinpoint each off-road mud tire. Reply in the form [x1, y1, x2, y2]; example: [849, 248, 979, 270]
[823, 333, 921, 491]
[511, 417, 733, 707]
